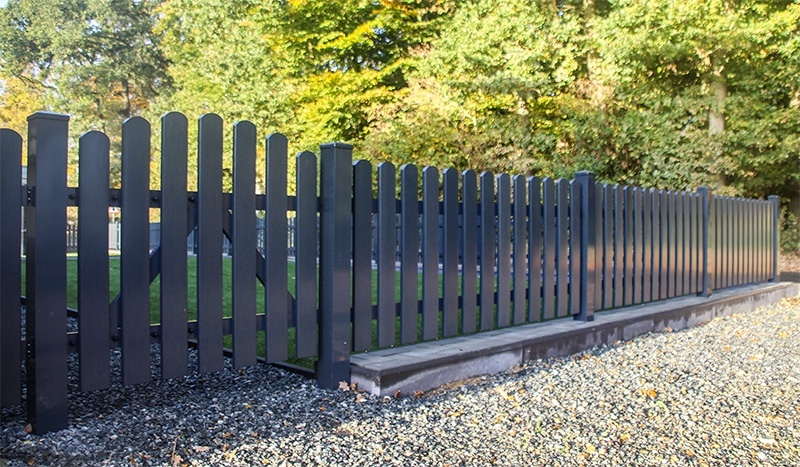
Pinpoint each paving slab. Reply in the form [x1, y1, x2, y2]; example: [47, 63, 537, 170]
[350, 282, 800, 396]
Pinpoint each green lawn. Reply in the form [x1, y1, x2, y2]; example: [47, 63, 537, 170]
[22, 255, 507, 366]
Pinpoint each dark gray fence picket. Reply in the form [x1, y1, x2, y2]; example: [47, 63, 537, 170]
[496, 173, 511, 327]
[633, 188, 643, 305]
[160, 112, 189, 379]
[197, 114, 224, 373]
[745, 199, 753, 286]
[352, 160, 372, 351]
[120, 117, 152, 386]
[593, 182, 603, 313]
[264, 134, 289, 363]
[736, 197, 743, 286]
[0, 128, 22, 408]
[527, 177, 543, 322]
[512, 175, 526, 325]
[542, 177, 556, 320]
[725, 196, 732, 289]
[613, 186, 624, 306]
[556, 179, 568, 318]
[601, 185, 613, 309]
[667, 191, 677, 298]
[479, 172, 495, 329]
[232, 121, 257, 368]
[422, 167, 439, 340]
[758, 198, 770, 280]
[77, 131, 111, 391]
[659, 190, 669, 300]
[642, 188, 652, 303]
[25, 113, 70, 433]
[400, 164, 419, 344]
[653, 190, 663, 300]
[442, 168, 459, 336]
[295, 151, 318, 358]
[623, 187, 634, 305]
[461, 170, 478, 334]
[676, 191, 685, 297]
[377, 162, 396, 347]
[688, 193, 695, 292]
[569, 180, 581, 316]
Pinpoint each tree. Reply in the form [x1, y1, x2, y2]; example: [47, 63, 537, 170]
[0, 75, 45, 138]
[363, 0, 589, 176]
[592, 0, 800, 195]
[0, 0, 171, 184]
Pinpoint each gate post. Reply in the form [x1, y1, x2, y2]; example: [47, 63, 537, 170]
[768, 195, 779, 282]
[697, 187, 713, 297]
[574, 171, 596, 322]
[25, 112, 70, 434]
[317, 142, 353, 389]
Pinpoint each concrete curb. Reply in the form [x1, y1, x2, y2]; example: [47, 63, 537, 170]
[351, 282, 800, 396]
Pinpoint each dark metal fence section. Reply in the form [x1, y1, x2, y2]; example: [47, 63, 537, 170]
[1, 111, 782, 434]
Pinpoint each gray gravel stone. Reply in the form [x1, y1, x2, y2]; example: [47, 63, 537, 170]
[2, 297, 799, 466]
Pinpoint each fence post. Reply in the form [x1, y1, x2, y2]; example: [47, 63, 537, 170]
[769, 195, 780, 282]
[575, 171, 596, 322]
[317, 142, 353, 389]
[697, 187, 712, 297]
[25, 112, 70, 434]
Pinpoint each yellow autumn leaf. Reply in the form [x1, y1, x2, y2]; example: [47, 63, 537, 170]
[640, 388, 658, 398]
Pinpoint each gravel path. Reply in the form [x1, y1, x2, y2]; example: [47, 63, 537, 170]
[2, 297, 800, 466]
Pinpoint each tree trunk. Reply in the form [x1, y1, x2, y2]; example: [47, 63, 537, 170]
[708, 52, 726, 136]
[708, 51, 727, 188]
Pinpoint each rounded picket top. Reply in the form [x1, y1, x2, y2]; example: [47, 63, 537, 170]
[161, 111, 188, 127]
[296, 150, 317, 168]
[0, 128, 23, 162]
[353, 158, 371, 172]
[233, 120, 256, 139]
[78, 131, 110, 164]
[198, 113, 222, 127]
[122, 115, 150, 132]
[266, 132, 288, 146]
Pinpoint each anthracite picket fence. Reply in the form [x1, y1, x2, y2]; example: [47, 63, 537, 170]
[0, 112, 779, 434]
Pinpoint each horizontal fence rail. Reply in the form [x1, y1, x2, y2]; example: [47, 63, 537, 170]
[0, 112, 780, 434]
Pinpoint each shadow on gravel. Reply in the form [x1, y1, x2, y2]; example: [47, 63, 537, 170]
[780, 271, 800, 282]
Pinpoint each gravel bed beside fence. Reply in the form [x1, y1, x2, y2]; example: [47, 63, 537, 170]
[2, 297, 800, 466]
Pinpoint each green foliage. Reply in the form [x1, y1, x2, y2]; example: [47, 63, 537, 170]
[0, 0, 171, 185]
[780, 209, 800, 255]
[1, 0, 799, 207]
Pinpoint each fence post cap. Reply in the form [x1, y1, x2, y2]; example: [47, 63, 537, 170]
[574, 171, 595, 177]
[27, 111, 70, 122]
[320, 142, 353, 150]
